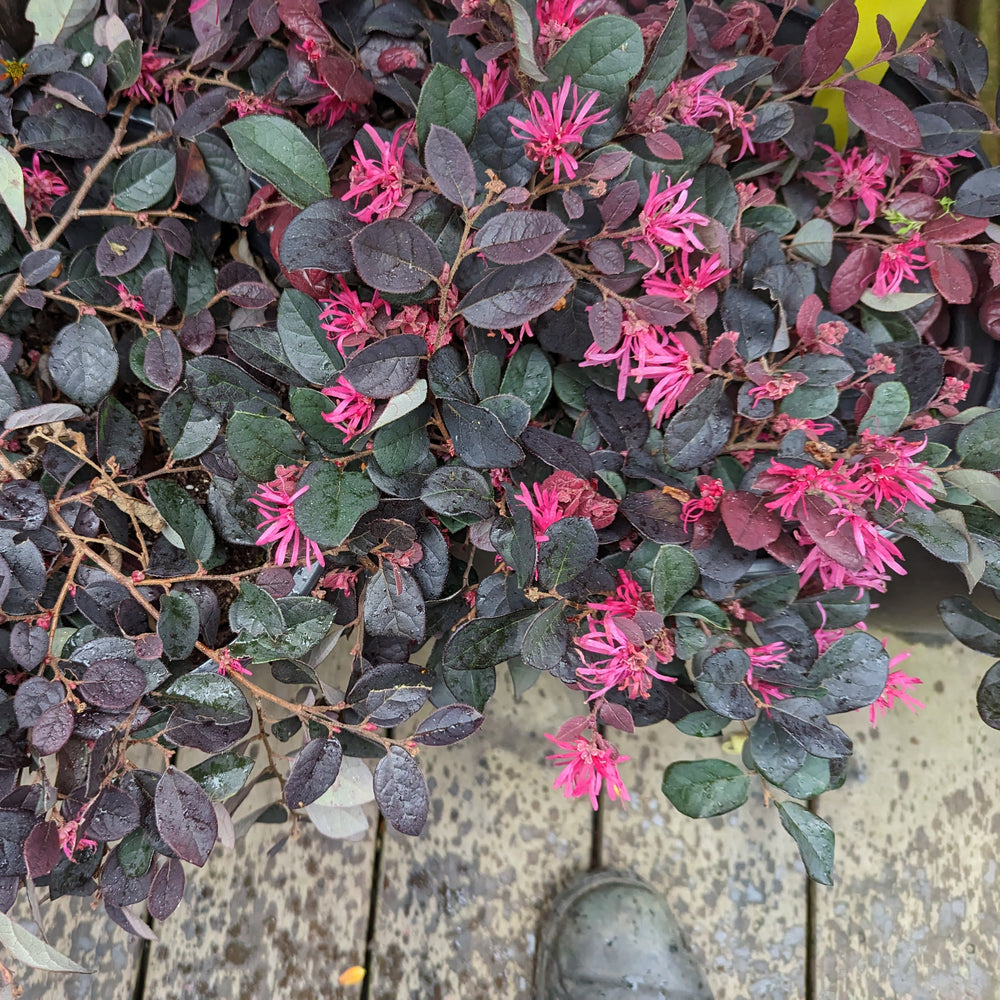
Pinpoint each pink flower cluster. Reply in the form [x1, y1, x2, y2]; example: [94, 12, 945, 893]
[22, 153, 69, 217]
[576, 611, 675, 701]
[321, 376, 376, 443]
[342, 123, 413, 223]
[318, 278, 390, 354]
[545, 717, 630, 810]
[515, 471, 618, 542]
[249, 465, 325, 569]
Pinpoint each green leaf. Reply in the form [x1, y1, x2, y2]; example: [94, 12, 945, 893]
[945, 468, 1000, 515]
[790, 218, 834, 265]
[508, 0, 547, 83]
[147, 479, 215, 564]
[157, 591, 200, 661]
[49, 317, 118, 407]
[545, 16, 645, 98]
[859, 381, 910, 435]
[113, 148, 176, 212]
[421, 466, 494, 520]
[0, 147, 26, 230]
[537, 517, 598, 590]
[958, 410, 1000, 471]
[634, 0, 686, 95]
[442, 610, 536, 672]
[274, 596, 337, 658]
[226, 411, 305, 482]
[651, 544, 699, 616]
[224, 115, 331, 208]
[499, 344, 552, 417]
[415, 65, 478, 150]
[777, 801, 835, 885]
[292, 462, 379, 547]
[187, 752, 254, 801]
[276, 288, 342, 385]
[873, 501, 970, 564]
[662, 759, 749, 818]
[0, 911, 90, 973]
[288, 387, 350, 452]
[160, 391, 222, 461]
[107, 38, 142, 93]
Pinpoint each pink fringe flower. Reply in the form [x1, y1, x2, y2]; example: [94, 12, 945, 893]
[307, 94, 360, 129]
[576, 615, 675, 701]
[745, 641, 790, 706]
[850, 431, 935, 511]
[869, 653, 924, 726]
[588, 570, 656, 618]
[629, 174, 710, 269]
[581, 313, 667, 401]
[633, 333, 697, 426]
[508, 77, 609, 184]
[536, 0, 592, 49]
[124, 49, 173, 103]
[249, 466, 325, 569]
[871, 236, 929, 297]
[643, 251, 731, 301]
[661, 64, 756, 159]
[681, 476, 726, 529]
[804, 144, 889, 224]
[460, 58, 510, 116]
[321, 376, 376, 442]
[58, 819, 98, 861]
[318, 278, 390, 354]
[22, 153, 69, 216]
[343, 123, 413, 223]
[545, 723, 631, 810]
[514, 481, 563, 542]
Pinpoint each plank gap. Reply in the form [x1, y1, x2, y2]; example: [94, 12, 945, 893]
[359, 814, 386, 1000]
[129, 911, 155, 1000]
[805, 796, 818, 1000]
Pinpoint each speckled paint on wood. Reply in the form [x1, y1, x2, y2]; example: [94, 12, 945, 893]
[813, 636, 1000, 1000]
[366, 670, 593, 1000]
[141, 645, 377, 1000]
[601, 722, 807, 1000]
[13, 890, 143, 1000]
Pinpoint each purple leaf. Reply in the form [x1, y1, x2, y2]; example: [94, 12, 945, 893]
[473, 210, 567, 265]
[154, 767, 218, 867]
[95, 226, 154, 278]
[142, 268, 175, 321]
[458, 256, 573, 329]
[412, 704, 484, 746]
[425, 125, 477, 209]
[720, 491, 782, 549]
[30, 704, 74, 756]
[587, 298, 623, 351]
[143, 330, 184, 392]
[79, 659, 146, 710]
[284, 737, 343, 808]
[351, 219, 444, 293]
[148, 858, 186, 921]
[226, 281, 277, 309]
[801, 0, 859, 85]
[14, 678, 64, 730]
[839, 79, 920, 149]
[373, 747, 429, 836]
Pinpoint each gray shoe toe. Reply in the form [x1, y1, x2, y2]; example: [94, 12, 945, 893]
[536, 870, 714, 1000]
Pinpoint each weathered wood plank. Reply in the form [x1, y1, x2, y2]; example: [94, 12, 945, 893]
[601, 722, 807, 1000]
[13, 891, 142, 1000]
[367, 671, 593, 1000]
[813, 636, 1000, 999]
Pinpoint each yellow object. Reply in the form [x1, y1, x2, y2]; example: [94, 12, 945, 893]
[338, 965, 366, 986]
[721, 732, 747, 755]
[813, 0, 927, 148]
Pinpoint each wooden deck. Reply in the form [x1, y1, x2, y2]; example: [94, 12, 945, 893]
[10, 623, 1000, 1000]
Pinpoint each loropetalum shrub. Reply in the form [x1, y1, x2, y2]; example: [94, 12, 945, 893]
[5, 0, 1000, 966]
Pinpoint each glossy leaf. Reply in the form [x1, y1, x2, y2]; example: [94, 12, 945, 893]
[662, 759, 749, 818]
[415, 64, 477, 148]
[351, 219, 444, 294]
[284, 738, 343, 808]
[777, 802, 835, 885]
[373, 747, 428, 836]
[154, 766, 218, 867]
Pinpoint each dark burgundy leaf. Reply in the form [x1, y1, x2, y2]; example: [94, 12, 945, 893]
[598, 701, 635, 734]
[279, 199, 362, 274]
[341, 335, 426, 398]
[373, 746, 429, 836]
[96, 226, 154, 278]
[79, 659, 146, 710]
[100, 848, 153, 906]
[585, 385, 649, 451]
[562, 189, 584, 219]
[425, 125, 477, 209]
[278, 0, 332, 45]
[644, 132, 683, 159]
[440, 399, 525, 468]
[829, 244, 879, 313]
[954, 167, 1000, 218]
[839, 79, 920, 149]
[142, 267, 175, 321]
[412, 704, 484, 746]
[19, 249, 61, 286]
[178, 311, 216, 353]
[148, 857, 186, 921]
[154, 767, 218, 867]
[620, 490, 687, 544]
[19, 107, 113, 158]
[458, 256, 573, 329]
[175, 145, 211, 205]
[800, 494, 864, 571]
[158, 218, 193, 257]
[255, 567, 295, 599]
[925, 243, 974, 304]
[46, 70, 107, 116]
[284, 738, 344, 808]
[587, 239, 625, 275]
[143, 330, 184, 392]
[801, 0, 859, 85]
[351, 219, 444, 294]
[135, 633, 164, 659]
[939, 18, 989, 95]
[17, 288, 45, 309]
[721, 491, 782, 549]
[24, 822, 62, 879]
[0, 480, 48, 529]
[367, 687, 431, 727]
[521, 426, 595, 477]
[473, 210, 567, 265]
[587, 298, 623, 351]
[599, 180, 640, 229]
[31, 703, 74, 756]
[85, 788, 141, 841]
[14, 678, 64, 730]
[104, 902, 157, 939]
[315, 54, 374, 105]
[172, 87, 232, 139]
[226, 281, 277, 309]
[249, 0, 281, 36]
[9, 621, 47, 670]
